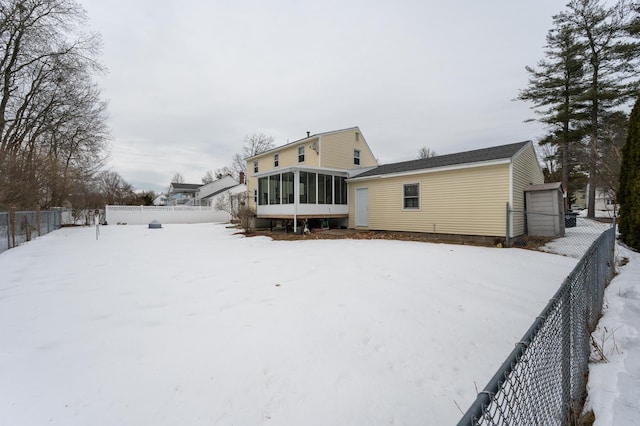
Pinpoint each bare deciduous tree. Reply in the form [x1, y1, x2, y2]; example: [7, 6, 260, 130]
[214, 166, 233, 179]
[0, 0, 109, 209]
[202, 170, 215, 184]
[417, 146, 437, 159]
[97, 171, 136, 205]
[171, 172, 185, 184]
[231, 133, 275, 176]
[214, 190, 253, 231]
[596, 110, 627, 195]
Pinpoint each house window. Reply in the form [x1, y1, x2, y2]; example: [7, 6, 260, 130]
[298, 146, 305, 163]
[253, 160, 259, 173]
[274, 153, 279, 167]
[355, 132, 360, 142]
[299, 171, 316, 204]
[317, 174, 333, 204]
[403, 183, 419, 209]
[258, 177, 268, 205]
[354, 149, 361, 165]
[282, 172, 294, 204]
[269, 175, 280, 204]
[334, 176, 347, 204]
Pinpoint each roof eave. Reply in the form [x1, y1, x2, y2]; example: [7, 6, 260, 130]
[347, 158, 512, 182]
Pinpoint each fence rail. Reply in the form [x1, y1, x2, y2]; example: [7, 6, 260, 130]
[105, 204, 231, 225]
[0, 209, 65, 255]
[458, 223, 616, 425]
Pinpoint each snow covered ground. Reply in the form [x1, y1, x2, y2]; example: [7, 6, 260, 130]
[586, 242, 640, 425]
[0, 222, 629, 425]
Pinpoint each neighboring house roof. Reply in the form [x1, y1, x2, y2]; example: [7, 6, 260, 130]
[201, 185, 242, 199]
[352, 141, 530, 179]
[170, 183, 201, 191]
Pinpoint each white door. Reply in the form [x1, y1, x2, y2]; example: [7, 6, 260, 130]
[355, 188, 368, 227]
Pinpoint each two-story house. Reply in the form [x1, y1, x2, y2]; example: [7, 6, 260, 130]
[247, 127, 545, 242]
[246, 127, 378, 232]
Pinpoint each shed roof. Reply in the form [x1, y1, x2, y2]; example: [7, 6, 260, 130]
[525, 182, 563, 192]
[352, 141, 530, 179]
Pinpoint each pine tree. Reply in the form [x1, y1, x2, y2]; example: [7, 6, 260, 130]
[518, 20, 588, 210]
[557, 0, 640, 218]
[618, 95, 640, 250]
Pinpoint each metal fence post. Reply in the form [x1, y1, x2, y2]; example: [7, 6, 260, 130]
[36, 207, 41, 236]
[9, 206, 16, 248]
[2, 212, 8, 252]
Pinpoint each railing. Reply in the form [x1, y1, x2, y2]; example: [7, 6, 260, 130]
[458, 223, 616, 425]
[0, 209, 65, 255]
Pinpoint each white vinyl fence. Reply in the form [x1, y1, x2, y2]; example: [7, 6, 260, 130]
[105, 205, 231, 225]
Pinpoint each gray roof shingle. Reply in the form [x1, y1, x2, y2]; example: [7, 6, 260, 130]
[352, 141, 530, 179]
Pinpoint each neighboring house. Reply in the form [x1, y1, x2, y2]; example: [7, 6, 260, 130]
[245, 127, 378, 230]
[584, 185, 618, 216]
[347, 140, 544, 241]
[153, 193, 167, 206]
[167, 183, 201, 205]
[191, 175, 245, 206]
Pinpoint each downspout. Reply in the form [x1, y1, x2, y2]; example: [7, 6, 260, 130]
[293, 169, 299, 233]
[508, 159, 514, 239]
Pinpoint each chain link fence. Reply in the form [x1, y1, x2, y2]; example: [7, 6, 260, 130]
[458, 223, 616, 425]
[0, 209, 65, 255]
[508, 207, 613, 259]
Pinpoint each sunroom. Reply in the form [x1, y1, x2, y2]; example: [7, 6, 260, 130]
[254, 167, 349, 228]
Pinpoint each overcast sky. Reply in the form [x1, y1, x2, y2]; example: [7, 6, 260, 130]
[80, 0, 566, 193]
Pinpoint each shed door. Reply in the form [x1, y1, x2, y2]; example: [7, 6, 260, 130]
[355, 188, 368, 227]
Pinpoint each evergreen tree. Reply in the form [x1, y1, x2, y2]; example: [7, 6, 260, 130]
[557, 0, 640, 218]
[518, 20, 588, 210]
[618, 95, 640, 250]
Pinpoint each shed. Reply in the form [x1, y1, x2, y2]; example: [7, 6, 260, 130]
[525, 182, 565, 237]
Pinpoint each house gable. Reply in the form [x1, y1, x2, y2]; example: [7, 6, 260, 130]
[246, 127, 377, 172]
